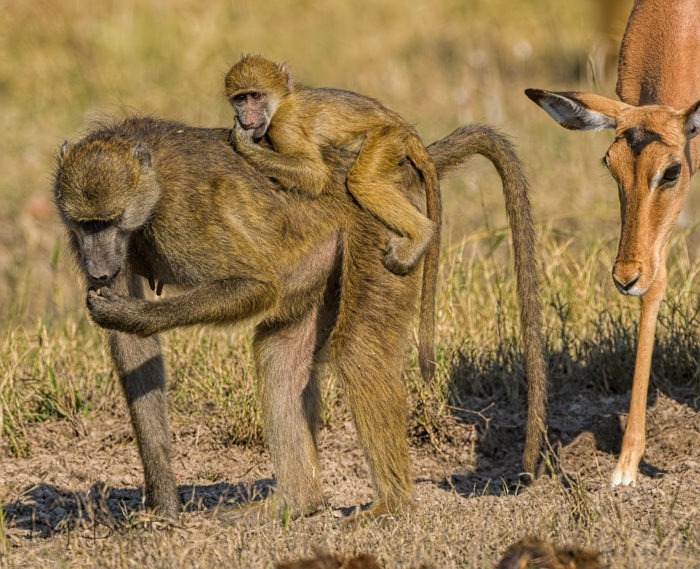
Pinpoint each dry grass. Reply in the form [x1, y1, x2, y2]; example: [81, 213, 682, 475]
[0, 0, 699, 567]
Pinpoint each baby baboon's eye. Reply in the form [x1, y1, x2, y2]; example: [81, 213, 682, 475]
[251, 92, 263, 101]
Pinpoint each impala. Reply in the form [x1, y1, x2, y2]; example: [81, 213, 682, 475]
[525, 0, 700, 486]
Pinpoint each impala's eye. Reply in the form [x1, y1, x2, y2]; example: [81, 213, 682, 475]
[661, 163, 681, 184]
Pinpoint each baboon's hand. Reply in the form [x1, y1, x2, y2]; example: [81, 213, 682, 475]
[231, 118, 256, 149]
[87, 288, 154, 336]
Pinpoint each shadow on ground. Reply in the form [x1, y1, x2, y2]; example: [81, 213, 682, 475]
[439, 312, 699, 498]
[2, 479, 274, 538]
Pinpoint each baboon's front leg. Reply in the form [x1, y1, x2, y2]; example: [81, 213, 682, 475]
[611, 263, 667, 487]
[107, 274, 178, 518]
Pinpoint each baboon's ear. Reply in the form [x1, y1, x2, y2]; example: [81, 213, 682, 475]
[683, 100, 700, 140]
[133, 143, 152, 168]
[279, 61, 293, 92]
[58, 140, 71, 163]
[525, 89, 624, 131]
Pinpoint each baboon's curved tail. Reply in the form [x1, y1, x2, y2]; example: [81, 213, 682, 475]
[427, 124, 547, 476]
[406, 136, 442, 384]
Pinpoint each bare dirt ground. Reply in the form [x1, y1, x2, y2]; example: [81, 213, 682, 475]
[1, 380, 697, 568]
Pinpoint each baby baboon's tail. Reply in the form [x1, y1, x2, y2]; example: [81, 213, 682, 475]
[406, 135, 442, 384]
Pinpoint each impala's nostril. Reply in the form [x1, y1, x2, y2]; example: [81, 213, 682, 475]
[613, 271, 640, 292]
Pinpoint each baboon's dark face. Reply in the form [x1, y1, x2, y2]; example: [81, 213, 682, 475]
[70, 220, 127, 287]
[54, 137, 160, 288]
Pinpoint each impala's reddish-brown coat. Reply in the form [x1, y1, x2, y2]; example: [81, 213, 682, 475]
[526, 0, 700, 486]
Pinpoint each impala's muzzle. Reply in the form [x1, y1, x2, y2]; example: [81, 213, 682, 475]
[612, 260, 645, 295]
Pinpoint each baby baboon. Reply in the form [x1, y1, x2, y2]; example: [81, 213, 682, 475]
[225, 54, 441, 382]
[225, 54, 440, 277]
[53, 116, 546, 521]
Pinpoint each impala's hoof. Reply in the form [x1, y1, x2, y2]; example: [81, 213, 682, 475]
[610, 465, 638, 487]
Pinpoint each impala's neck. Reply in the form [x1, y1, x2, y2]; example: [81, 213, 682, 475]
[617, 0, 700, 171]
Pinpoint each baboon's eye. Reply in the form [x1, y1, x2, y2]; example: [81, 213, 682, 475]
[78, 219, 114, 233]
[661, 163, 681, 185]
[232, 94, 247, 105]
[250, 92, 263, 101]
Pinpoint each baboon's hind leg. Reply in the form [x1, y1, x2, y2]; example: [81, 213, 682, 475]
[253, 304, 330, 518]
[330, 233, 418, 516]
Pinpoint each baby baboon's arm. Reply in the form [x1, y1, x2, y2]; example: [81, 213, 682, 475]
[232, 120, 329, 197]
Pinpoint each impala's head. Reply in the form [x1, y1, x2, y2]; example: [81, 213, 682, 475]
[526, 88, 700, 296]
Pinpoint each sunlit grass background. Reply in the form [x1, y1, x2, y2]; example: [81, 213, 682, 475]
[0, 0, 698, 566]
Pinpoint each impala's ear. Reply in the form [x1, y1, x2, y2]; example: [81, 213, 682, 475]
[525, 89, 628, 131]
[683, 100, 700, 140]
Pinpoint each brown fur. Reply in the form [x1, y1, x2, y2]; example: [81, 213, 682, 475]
[274, 537, 602, 569]
[496, 537, 602, 569]
[53, 116, 545, 521]
[225, 54, 441, 381]
[525, 0, 700, 486]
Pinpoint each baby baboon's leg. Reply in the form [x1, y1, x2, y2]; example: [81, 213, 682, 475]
[108, 274, 178, 519]
[347, 126, 435, 275]
[330, 232, 418, 515]
[253, 304, 329, 517]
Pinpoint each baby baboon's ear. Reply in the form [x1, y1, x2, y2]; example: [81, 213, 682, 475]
[279, 61, 294, 92]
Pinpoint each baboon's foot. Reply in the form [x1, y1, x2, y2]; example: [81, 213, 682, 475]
[220, 493, 326, 525]
[383, 235, 429, 275]
[496, 537, 602, 569]
[342, 498, 412, 527]
[144, 492, 180, 523]
[126, 509, 181, 531]
[277, 552, 383, 569]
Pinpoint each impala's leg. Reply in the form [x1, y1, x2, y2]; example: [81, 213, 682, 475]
[611, 263, 667, 487]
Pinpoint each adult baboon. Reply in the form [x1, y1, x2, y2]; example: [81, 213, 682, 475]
[53, 117, 546, 520]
